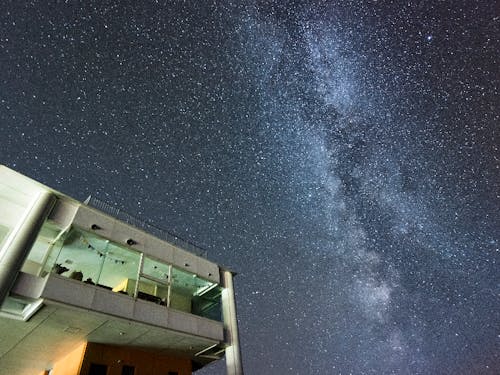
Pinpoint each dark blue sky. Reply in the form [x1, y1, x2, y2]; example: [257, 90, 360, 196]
[1, 1, 498, 374]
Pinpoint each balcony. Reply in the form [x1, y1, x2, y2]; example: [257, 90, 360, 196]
[1, 217, 225, 364]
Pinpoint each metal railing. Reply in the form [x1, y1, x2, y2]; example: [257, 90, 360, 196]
[84, 196, 208, 258]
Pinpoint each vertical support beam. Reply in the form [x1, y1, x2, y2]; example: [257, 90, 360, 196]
[166, 264, 172, 308]
[0, 190, 56, 305]
[134, 253, 144, 299]
[222, 270, 243, 375]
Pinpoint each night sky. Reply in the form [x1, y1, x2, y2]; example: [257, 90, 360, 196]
[1, 1, 499, 374]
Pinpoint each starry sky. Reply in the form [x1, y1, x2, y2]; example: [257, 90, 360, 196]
[1, 1, 499, 374]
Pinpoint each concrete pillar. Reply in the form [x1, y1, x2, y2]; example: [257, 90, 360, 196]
[221, 270, 243, 375]
[0, 190, 56, 305]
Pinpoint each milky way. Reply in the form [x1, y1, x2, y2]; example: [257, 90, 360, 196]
[1, 1, 498, 374]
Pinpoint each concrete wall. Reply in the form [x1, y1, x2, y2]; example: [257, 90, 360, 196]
[40, 274, 224, 342]
[72, 205, 220, 284]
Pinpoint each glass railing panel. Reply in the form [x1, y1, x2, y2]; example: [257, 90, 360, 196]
[48, 228, 105, 284]
[40, 236, 65, 277]
[44, 228, 142, 297]
[136, 256, 170, 305]
[135, 276, 167, 305]
[192, 285, 223, 321]
[142, 256, 170, 282]
[21, 220, 66, 277]
[170, 267, 222, 320]
[96, 242, 141, 297]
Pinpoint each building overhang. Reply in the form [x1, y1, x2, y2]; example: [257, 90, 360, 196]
[0, 271, 225, 374]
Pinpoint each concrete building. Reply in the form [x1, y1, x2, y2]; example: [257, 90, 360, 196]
[0, 165, 243, 375]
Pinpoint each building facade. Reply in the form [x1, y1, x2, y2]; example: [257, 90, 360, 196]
[0, 165, 243, 375]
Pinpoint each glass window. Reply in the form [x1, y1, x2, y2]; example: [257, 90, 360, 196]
[142, 257, 170, 282]
[136, 256, 170, 305]
[40, 233, 66, 277]
[48, 228, 106, 284]
[45, 228, 141, 296]
[21, 220, 66, 276]
[192, 284, 223, 321]
[96, 242, 140, 296]
[170, 267, 222, 320]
